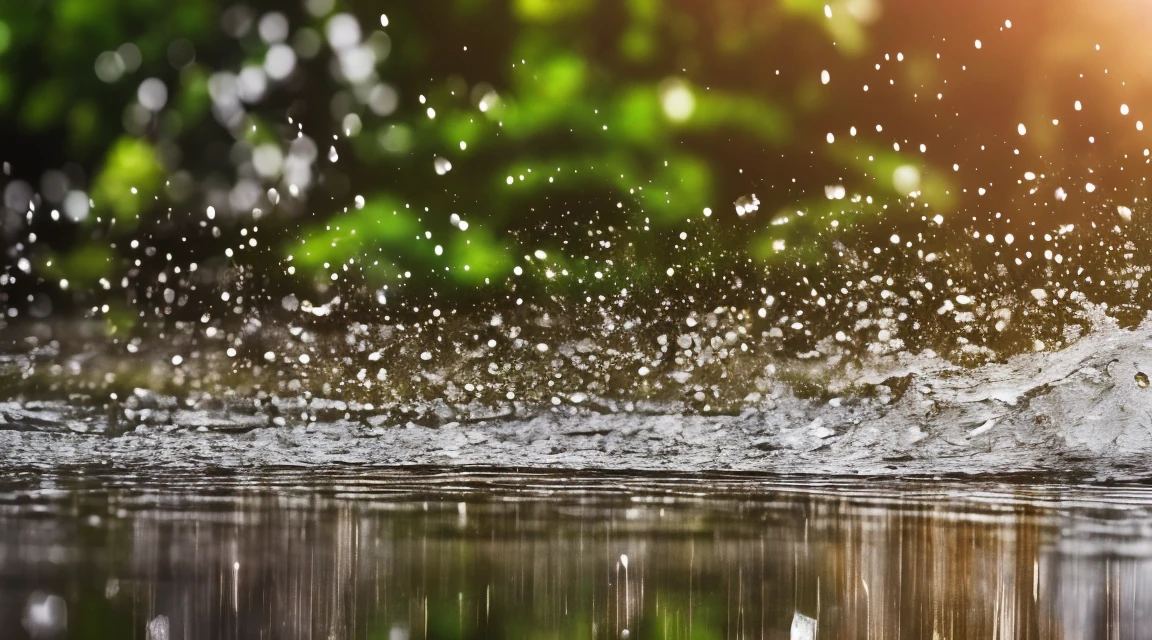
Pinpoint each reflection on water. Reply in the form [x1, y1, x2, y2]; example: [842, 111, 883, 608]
[2, 469, 1152, 639]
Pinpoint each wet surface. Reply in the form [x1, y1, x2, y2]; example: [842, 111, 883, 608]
[5, 311, 1152, 478]
[3, 468, 1152, 638]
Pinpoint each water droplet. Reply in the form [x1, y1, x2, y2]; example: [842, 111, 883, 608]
[1138, 372, 1151, 388]
[734, 195, 759, 217]
[659, 78, 695, 122]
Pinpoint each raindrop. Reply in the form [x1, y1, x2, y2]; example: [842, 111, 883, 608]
[265, 44, 297, 80]
[252, 145, 284, 178]
[342, 113, 363, 137]
[893, 165, 921, 194]
[258, 13, 290, 44]
[146, 615, 169, 640]
[326, 13, 362, 51]
[237, 66, 267, 103]
[659, 78, 695, 122]
[1137, 372, 1150, 388]
[305, 0, 335, 17]
[368, 83, 399, 116]
[339, 45, 377, 83]
[94, 51, 125, 83]
[117, 43, 142, 72]
[22, 592, 67, 638]
[62, 191, 90, 222]
[734, 195, 760, 217]
[434, 157, 453, 175]
[137, 78, 168, 111]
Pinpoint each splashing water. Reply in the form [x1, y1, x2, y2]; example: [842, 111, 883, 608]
[3, 1, 1152, 473]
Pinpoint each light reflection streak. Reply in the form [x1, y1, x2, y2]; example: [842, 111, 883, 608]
[0, 470, 1150, 637]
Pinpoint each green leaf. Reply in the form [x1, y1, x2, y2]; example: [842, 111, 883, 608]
[21, 80, 67, 131]
[0, 20, 11, 56]
[447, 226, 512, 283]
[513, 0, 595, 23]
[39, 243, 114, 287]
[292, 196, 421, 274]
[91, 137, 165, 226]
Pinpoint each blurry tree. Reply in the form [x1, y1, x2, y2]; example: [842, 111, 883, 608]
[22, 0, 1137, 326]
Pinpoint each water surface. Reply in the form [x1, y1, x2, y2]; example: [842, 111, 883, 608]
[3, 468, 1152, 639]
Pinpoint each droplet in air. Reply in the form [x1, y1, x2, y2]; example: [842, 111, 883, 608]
[820, 70, 830, 85]
[434, 157, 452, 175]
[659, 78, 695, 122]
[892, 165, 921, 195]
[137, 78, 168, 111]
[734, 195, 760, 217]
[21, 592, 68, 638]
[1017, 123, 1027, 135]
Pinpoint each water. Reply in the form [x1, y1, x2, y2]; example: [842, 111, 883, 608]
[6, 1, 1152, 461]
[3, 469, 1152, 638]
[6, 4, 1152, 636]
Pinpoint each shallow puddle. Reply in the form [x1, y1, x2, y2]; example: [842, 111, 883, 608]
[2, 468, 1151, 638]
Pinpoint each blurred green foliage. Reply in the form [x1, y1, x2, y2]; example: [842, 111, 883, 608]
[0, 0, 964, 313]
[93, 137, 165, 225]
